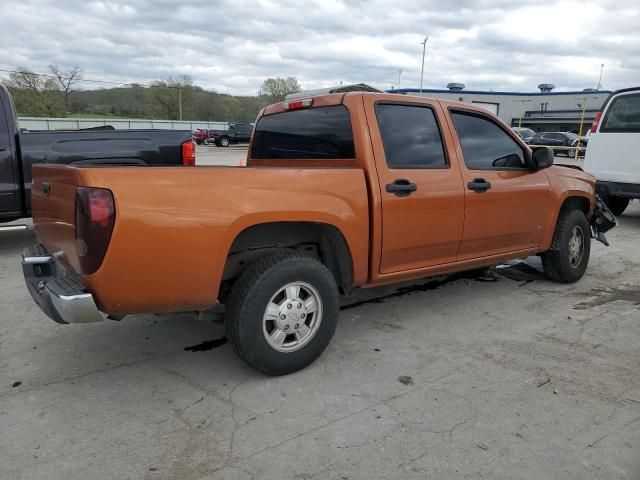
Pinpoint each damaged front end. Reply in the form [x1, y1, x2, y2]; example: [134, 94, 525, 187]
[591, 195, 618, 246]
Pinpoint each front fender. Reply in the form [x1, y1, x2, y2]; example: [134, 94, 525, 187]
[539, 166, 596, 251]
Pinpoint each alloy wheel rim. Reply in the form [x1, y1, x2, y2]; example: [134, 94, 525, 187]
[568, 225, 585, 268]
[262, 281, 323, 353]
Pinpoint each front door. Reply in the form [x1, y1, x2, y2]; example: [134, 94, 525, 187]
[0, 95, 17, 214]
[364, 98, 465, 274]
[448, 109, 551, 260]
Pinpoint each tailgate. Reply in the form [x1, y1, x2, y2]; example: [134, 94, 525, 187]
[31, 164, 82, 273]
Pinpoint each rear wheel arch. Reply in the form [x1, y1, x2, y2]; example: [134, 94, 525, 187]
[221, 221, 354, 296]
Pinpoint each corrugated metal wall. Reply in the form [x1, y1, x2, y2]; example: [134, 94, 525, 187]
[404, 90, 610, 124]
[17, 117, 229, 131]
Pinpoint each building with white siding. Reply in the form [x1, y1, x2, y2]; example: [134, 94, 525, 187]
[390, 83, 611, 133]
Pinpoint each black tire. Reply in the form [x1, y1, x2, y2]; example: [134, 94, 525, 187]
[218, 136, 230, 147]
[541, 209, 591, 283]
[225, 251, 340, 376]
[602, 196, 630, 217]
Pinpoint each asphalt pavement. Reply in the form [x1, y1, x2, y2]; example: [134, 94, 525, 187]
[0, 167, 638, 479]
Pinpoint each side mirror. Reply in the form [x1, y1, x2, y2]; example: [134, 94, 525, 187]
[532, 146, 554, 170]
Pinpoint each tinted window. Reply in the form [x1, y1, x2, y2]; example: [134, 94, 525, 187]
[451, 112, 526, 170]
[233, 124, 252, 134]
[602, 93, 640, 133]
[251, 106, 355, 159]
[375, 103, 446, 168]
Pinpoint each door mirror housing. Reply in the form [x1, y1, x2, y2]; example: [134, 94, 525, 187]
[531, 146, 554, 170]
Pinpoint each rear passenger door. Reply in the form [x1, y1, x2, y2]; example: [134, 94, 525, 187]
[365, 99, 465, 273]
[448, 109, 551, 260]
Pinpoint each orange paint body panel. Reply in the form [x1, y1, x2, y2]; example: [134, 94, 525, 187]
[33, 165, 370, 315]
[31, 92, 596, 317]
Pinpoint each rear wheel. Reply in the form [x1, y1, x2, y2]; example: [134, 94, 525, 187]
[217, 136, 230, 147]
[567, 147, 576, 158]
[225, 251, 340, 376]
[541, 209, 591, 283]
[602, 195, 630, 216]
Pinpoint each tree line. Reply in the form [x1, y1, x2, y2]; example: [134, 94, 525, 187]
[3, 66, 301, 122]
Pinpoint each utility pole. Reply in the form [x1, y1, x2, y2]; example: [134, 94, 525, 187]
[178, 88, 183, 121]
[398, 69, 402, 89]
[419, 35, 429, 95]
[597, 63, 604, 90]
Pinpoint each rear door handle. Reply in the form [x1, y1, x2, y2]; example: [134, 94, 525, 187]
[468, 178, 491, 193]
[385, 179, 417, 197]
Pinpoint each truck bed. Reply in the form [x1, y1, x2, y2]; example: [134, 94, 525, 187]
[31, 164, 370, 315]
[19, 128, 193, 213]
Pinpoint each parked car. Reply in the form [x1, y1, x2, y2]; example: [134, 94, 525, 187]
[208, 122, 253, 147]
[22, 92, 615, 375]
[585, 86, 640, 216]
[512, 127, 535, 143]
[530, 131, 586, 156]
[0, 84, 195, 224]
[192, 128, 209, 145]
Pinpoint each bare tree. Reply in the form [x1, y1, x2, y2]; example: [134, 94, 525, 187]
[6, 66, 62, 116]
[259, 77, 301, 105]
[49, 65, 83, 110]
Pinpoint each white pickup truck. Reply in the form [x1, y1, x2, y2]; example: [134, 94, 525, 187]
[585, 87, 640, 216]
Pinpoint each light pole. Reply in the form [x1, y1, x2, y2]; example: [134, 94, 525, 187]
[398, 69, 402, 90]
[178, 88, 183, 121]
[597, 63, 604, 90]
[573, 96, 597, 160]
[419, 35, 429, 94]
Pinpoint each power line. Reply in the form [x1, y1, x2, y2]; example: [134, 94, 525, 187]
[0, 67, 185, 89]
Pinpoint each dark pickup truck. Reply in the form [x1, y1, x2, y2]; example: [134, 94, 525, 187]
[208, 122, 253, 147]
[0, 84, 195, 223]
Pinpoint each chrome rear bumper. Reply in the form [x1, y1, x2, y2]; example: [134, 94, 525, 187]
[22, 245, 105, 324]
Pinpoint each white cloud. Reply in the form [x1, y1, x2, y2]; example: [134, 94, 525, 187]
[0, 0, 638, 94]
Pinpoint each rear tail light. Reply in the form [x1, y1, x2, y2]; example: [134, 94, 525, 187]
[181, 139, 196, 166]
[590, 111, 602, 133]
[284, 98, 313, 110]
[76, 187, 115, 274]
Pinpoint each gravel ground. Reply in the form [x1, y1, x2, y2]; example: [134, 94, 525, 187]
[0, 191, 638, 479]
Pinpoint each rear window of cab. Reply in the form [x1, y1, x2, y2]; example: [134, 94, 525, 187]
[250, 105, 355, 159]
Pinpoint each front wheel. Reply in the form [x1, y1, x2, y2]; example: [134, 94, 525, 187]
[567, 147, 576, 158]
[225, 252, 340, 375]
[217, 136, 230, 147]
[541, 209, 591, 283]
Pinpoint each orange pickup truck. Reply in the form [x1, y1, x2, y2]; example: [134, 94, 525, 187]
[22, 92, 616, 375]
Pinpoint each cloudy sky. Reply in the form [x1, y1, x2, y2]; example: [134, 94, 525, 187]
[1, 0, 638, 95]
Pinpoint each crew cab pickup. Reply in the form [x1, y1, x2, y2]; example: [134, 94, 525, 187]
[0, 84, 196, 223]
[207, 122, 253, 146]
[22, 92, 616, 375]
